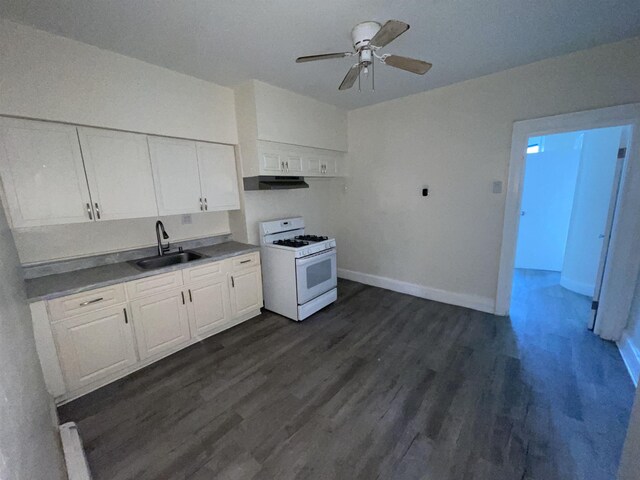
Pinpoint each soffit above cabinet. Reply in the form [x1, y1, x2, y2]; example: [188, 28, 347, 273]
[237, 81, 347, 153]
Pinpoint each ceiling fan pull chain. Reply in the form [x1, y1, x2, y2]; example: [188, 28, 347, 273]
[372, 54, 375, 92]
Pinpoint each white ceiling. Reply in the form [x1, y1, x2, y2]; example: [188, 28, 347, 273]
[1, 0, 639, 110]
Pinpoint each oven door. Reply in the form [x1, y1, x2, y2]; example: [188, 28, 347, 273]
[295, 248, 337, 305]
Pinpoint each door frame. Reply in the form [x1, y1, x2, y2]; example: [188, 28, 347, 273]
[495, 103, 640, 340]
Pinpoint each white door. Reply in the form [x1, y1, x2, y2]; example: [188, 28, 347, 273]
[148, 137, 203, 215]
[53, 306, 137, 390]
[229, 268, 263, 317]
[78, 127, 158, 221]
[129, 289, 191, 360]
[196, 142, 240, 211]
[186, 276, 231, 338]
[514, 149, 581, 271]
[0, 118, 93, 227]
[589, 136, 628, 329]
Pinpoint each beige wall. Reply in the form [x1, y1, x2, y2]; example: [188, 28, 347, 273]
[238, 178, 343, 246]
[342, 37, 640, 308]
[0, 20, 237, 263]
[0, 196, 66, 479]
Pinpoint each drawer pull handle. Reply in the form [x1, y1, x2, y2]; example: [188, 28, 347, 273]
[240, 259, 251, 264]
[79, 297, 103, 306]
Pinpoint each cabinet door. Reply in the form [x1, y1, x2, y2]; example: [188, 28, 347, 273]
[53, 306, 137, 391]
[186, 275, 231, 338]
[229, 268, 263, 317]
[260, 152, 283, 174]
[304, 155, 322, 177]
[129, 289, 191, 360]
[148, 137, 202, 215]
[322, 156, 338, 175]
[0, 118, 93, 227]
[78, 128, 158, 221]
[196, 142, 240, 211]
[284, 153, 304, 175]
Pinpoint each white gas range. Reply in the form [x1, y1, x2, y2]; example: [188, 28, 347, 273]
[259, 217, 337, 321]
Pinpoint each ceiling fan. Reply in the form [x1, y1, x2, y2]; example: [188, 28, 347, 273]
[296, 20, 432, 91]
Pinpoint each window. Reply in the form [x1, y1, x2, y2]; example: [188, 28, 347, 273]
[527, 144, 540, 154]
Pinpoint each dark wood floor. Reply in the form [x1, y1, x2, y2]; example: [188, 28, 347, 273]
[59, 271, 635, 480]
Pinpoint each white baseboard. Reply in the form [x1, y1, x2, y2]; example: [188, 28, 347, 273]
[559, 276, 595, 297]
[337, 268, 495, 314]
[60, 422, 92, 480]
[617, 333, 640, 386]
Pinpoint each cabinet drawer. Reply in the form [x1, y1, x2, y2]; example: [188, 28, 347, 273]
[231, 252, 260, 271]
[126, 271, 183, 299]
[48, 284, 126, 321]
[183, 261, 224, 284]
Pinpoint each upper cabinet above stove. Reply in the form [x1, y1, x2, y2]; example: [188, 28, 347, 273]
[235, 80, 347, 178]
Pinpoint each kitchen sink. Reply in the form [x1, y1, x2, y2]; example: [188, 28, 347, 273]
[130, 251, 208, 270]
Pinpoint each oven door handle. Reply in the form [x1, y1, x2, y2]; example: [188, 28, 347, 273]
[296, 248, 336, 266]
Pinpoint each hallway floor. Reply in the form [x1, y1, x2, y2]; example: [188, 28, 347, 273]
[59, 275, 635, 479]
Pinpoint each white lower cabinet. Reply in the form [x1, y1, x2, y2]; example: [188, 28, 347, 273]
[186, 275, 231, 338]
[53, 305, 137, 391]
[129, 289, 191, 360]
[42, 252, 263, 402]
[230, 267, 263, 317]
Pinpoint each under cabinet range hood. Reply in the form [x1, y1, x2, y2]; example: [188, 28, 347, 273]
[243, 176, 309, 191]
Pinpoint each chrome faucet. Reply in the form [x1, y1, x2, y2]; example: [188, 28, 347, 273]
[155, 220, 170, 256]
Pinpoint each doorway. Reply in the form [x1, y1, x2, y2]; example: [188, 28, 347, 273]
[513, 126, 629, 328]
[496, 103, 640, 341]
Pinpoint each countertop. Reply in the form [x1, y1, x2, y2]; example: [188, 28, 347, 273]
[25, 241, 260, 303]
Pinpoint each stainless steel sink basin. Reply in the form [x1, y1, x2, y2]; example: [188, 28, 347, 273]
[130, 251, 208, 270]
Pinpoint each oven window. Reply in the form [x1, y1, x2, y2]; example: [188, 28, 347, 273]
[306, 258, 332, 288]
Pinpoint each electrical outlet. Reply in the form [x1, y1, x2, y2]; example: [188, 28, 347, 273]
[181, 214, 192, 225]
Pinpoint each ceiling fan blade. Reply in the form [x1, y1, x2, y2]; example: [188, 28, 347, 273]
[370, 20, 410, 48]
[339, 64, 362, 90]
[384, 55, 432, 75]
[296, 52, 351, 63]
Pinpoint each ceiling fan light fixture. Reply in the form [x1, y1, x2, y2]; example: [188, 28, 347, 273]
[295, 19, 431, 92]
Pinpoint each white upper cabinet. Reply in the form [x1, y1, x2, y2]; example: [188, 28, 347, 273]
[148, 137, 203, 215]
[0, 118, 92, 227]
[0, 118, 241, 227]
[77, 128, 158, 221]
[256, 141, 345, 178]
[235, 80, 347, 178]
[196, 142, 240, 211]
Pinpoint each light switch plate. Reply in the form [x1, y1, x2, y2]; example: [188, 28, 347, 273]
[492, 181, 503, 194]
